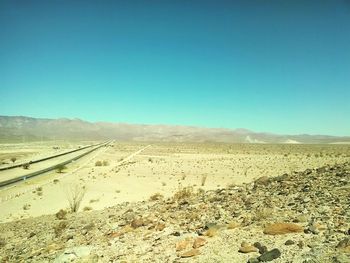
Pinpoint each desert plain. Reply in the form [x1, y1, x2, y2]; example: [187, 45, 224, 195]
[0, 141, 349, 262]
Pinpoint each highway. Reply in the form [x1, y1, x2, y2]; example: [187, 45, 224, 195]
[0, 141, 108, 171]
[0, 140, 113, 188]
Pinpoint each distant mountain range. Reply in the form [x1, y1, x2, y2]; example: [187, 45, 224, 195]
[0, 115, 349, 144]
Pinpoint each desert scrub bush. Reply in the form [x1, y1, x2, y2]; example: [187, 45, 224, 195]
[55, 209, 67, 220]
[173, 186, 194, 201]
[102, 160, 109, 166]
[23, 204, 31, 210]
[36, 186, 43, 196]
[10, 157, 16, 163]
[149, 193, 164, 201]
[95, 160, 102, 166]
[66, 185, 86, 213]
[56, 164, 67, 173]
[22, 163, 30, 169]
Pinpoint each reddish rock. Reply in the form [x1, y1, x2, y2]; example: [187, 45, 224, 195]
[239, 245, 258, 253]
[180, 249, 200, 258]
[176, 238, 193, 251]
[264, 223, 303, 235]
[193, 237, 207, 248]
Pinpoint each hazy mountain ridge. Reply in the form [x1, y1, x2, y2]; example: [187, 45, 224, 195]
[0, 115, 349, 143]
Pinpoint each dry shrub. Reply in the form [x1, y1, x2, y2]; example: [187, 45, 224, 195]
[95, 161, 102, 166]
[23, 204, 31, 210]
[36, 186, 43, 196]
[66, 184, 86, 213]
[56, 164, 67, 173]
[102, 160, 109, 166]
[173, 186, 194, 201]
[149, 193, 164, 201]
[55, 209, 67, 220]
[83, 206, 92, 211]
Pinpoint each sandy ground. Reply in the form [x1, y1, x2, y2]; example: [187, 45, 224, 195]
[0, 142, 349, 223]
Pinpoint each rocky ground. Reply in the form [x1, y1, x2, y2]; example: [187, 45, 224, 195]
[0, 162, 349, 263]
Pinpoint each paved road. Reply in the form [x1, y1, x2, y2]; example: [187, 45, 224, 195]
[0, 141, 112, 188]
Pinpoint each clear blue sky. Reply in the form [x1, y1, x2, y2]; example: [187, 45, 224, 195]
[0, 0, 349, 136]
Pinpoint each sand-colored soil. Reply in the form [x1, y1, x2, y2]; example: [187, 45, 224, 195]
[0, 142, 349, 223]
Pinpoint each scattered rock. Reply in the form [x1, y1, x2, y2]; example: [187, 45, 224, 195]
[263, 223, 303, 235]
[308, 225, 319, 235]
[253, 242, 267, 254]
[333, 254, 350, 263]
[193, 237, 206, 248]
[176, 238, 193, 251]
[54, 246, 91, 263]
[294, 214, 308, 223]
[247, 258, 260, 263]
[258, 248, 281, 262]
[285, 239, 295, 245]
[255, 176, 270, 185]
[131, 218, 145, 228]
[336, 238, 350, 252]
[297, 240, 304, 249]
[155, 223, 166, 231]
[1, 161, 349, 262]
[239, 245, 258, 253]
[180, 248, 200, 258]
